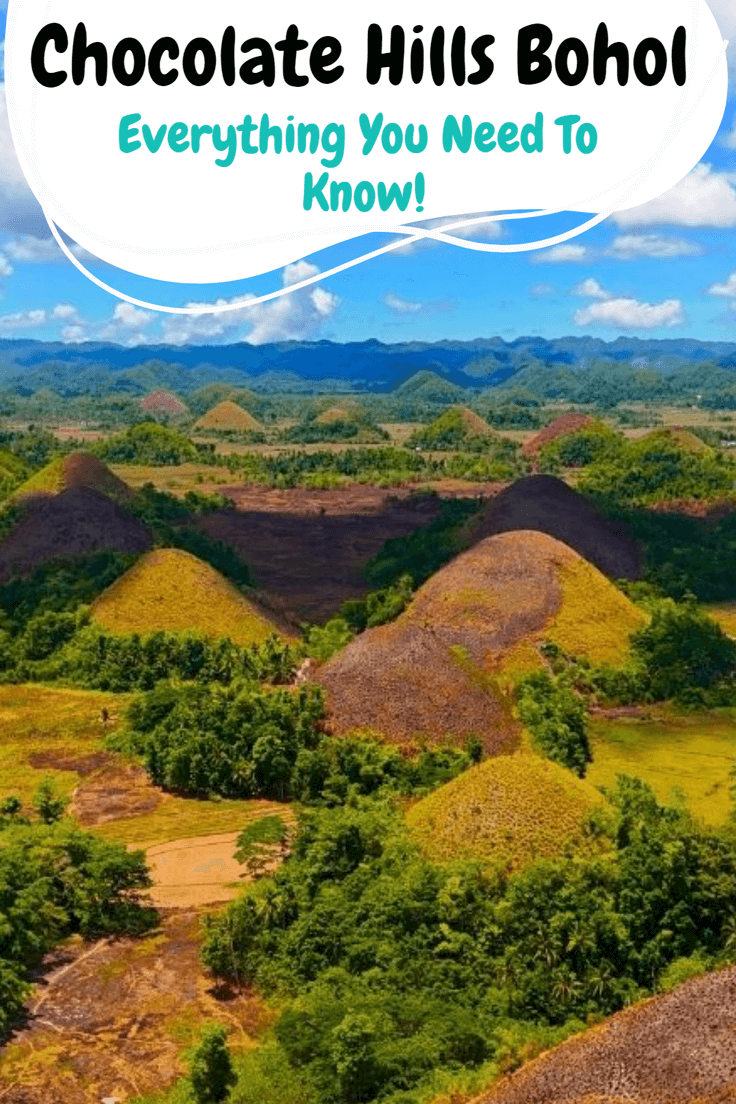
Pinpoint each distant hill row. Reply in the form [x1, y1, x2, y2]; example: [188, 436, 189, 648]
[4, 334, 736, 396]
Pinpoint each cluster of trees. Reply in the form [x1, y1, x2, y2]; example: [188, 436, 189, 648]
[531, 601, 736, 718]
[537, 421, 624, 470]
[516, 671, 592, 776]
[125, 679, 472, 803]
[281, 412, 389, 445]
[405, 409, 517, 455]
[0, 620, 299, 692]
[0, 787, 153, 1036]
[221, 446, 520, 489]
[579, 436, 734, 507]
[497, 360, 736, 409]
[196, 779, 736, 1104]
[365, 497, 480, 589]
[93, 422, 204, 465]
[601, 504, 736, 602]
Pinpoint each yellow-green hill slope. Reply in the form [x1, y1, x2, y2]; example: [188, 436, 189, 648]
[406, 750, 605, 869]
[91, 548, 283, 645]
[194, 401, 263, 433]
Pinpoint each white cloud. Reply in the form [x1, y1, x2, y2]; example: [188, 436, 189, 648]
[606, 233, 702, 259]
[0, 308, 46, 330]
[574, 297, 685, 330]
[573, 277, 611, 300]
[529, 282, 556, 297]
[533, 243, 590, 264]
[160, 261, 338, 346]
[708, 271, 736, 299]
[52, 303, 79, 320]
[612, 164, 736, 228]
[383, 292, 423, 313]
[4, 236, 62, 262]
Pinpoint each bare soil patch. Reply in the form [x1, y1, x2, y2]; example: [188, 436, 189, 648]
[0, 911, 271, 1104]
[476, 965, 736, 1104]
[71, 761, 163, 827]
[196, 486, 451, 623]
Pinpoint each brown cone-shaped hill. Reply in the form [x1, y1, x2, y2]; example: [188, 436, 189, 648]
[194, 401, 263, 433]
[469, 475, 641, 580]
[90, 548, 288, 645]
[316, 530, 646, 752]
[12, 451, 133, 506]
[0, 487, 151, 583]
[474, 965, 736, 1104]
[140, 390, 189, 416]
[522, 413, 594, 458]
[407, 751, 604, 870]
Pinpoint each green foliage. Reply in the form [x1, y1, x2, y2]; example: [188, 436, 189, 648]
[630, 601, 736, 701]
[365, 497, 480, 589]
[405, 408, 505, 453]
[0, 426, 58, 469]
[303, 618, 355, 663]
[235, 815, 291, 879]
[133, 681, 324, 799]
[516, 672, 592, 777]
[339, 575, 414, 633]
[538, 423, 624, 469]
[200, 781, 736, 1104]
[599, 502, 736, 602]
[126, 681, 470, 804]
[95, 421, 201, 465]
[0, 551, 136, 633]
[579, 435, 734, 506]
[190, 1024, 237, 1104]
[220, 447, 519, 490]
[32, 776, 68, 823]
[0, 815, 154, 1036]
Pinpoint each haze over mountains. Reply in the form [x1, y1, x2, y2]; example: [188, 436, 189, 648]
[4, 334, 736, 395]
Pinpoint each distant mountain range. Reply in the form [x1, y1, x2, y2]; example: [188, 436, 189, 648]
[3, 334, 736, 395]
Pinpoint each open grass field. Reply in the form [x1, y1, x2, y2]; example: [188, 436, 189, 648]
[109, 461, 238, 493]
[95, 793, 293, 847]
[705, 601, 736, 637]
[588, 709, 736, 824]
[0, 684, 127, 806]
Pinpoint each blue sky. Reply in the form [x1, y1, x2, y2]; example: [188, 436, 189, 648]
[1, 2, 736, 348]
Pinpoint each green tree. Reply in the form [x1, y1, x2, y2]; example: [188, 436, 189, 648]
[32, 777, 67, 824]
[631, 600, 736, 699]
[189, 1024, 236, 1104]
